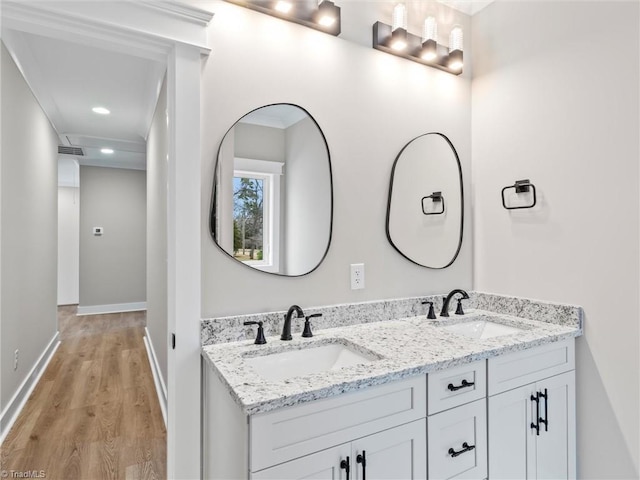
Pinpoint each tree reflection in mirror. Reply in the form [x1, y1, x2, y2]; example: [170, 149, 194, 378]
[211, 104, 333, 276]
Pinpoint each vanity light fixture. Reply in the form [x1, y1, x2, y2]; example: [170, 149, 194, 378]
[448, 25, 464, 71]
[390, 3, 408, 51]
[372, 12, 463, 75]
[421, 16, 438, 61]
[315, 0, 339, 27]
[224, 0, 341, 36]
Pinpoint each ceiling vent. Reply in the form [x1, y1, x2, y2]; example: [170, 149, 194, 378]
[58, 145, 84, 156]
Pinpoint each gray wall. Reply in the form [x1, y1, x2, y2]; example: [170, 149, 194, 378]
[200, 0, 473, 317]
[147, 75, 169, 387]
[235, 123, 284, 161]
[1, 42, 59, 410]
[472, 1, 639, 477]
[79, 166, 146, 308]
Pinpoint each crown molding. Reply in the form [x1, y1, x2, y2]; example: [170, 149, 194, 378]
[138, 0, 214, 26]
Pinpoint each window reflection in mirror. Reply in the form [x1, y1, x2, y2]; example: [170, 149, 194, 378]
[211, 104, 333, 276]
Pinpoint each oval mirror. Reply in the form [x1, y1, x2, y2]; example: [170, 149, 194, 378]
[210, 104, 333, 276]
[386, 132, 463, 269]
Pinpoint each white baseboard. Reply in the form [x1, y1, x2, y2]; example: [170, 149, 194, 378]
[77, 301, 147, 316]
[143, 327, 167, 428]
[0, 332, 60, 443]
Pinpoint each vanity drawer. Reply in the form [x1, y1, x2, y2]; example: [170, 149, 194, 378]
[428, 398, 487, 480]
[250, 375, 426, 472]
[428, 360, 486, 414]
[488, 339, 575, 395]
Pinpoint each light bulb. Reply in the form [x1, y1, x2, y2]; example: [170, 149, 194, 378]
[449, 25, 463, 52]
[101, 148, 114, 154]
[275, 1, 292, 13]
[392, 3, 407, 32]
[421, 16, 438, 61]
[422, 16, 437, 43]
[92, 107, 110, 115]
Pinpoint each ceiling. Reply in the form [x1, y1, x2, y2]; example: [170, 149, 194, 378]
[2, 28, 166, 171]
[240, 105, 309, 129]
[437, 0, 495, 16]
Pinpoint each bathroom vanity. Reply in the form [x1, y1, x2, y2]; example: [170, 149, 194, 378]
[201, 293, 582, 479]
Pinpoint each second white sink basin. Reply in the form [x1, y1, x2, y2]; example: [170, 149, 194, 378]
[245, 342, 379, 382]
[439, 319, 525, 340]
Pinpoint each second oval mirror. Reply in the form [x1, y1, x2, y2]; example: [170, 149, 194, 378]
[386, 132, 463, 269]
[210, 104, 333, 276]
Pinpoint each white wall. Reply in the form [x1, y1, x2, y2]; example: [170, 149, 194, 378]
[0, 42, 59, 410]
[200, 0, 473, 317]
[147, 75, 169, 388]
[79, 166, 147, 310]
[57, 186, 79, 305]
[472, 2, 639, 477]
[284, 116, 331, 275]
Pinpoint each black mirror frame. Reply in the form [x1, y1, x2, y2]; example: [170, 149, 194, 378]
[209, 103, 334, 277]
[385, 132, 464, 269]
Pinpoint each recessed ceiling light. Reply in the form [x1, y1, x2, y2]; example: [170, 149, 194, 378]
[101, 148, 114, 154]
[92, 107, 110, 115]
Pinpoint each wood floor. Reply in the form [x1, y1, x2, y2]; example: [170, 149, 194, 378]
[0, 307, 167, 479]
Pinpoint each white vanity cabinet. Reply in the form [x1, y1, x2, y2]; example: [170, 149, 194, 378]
[427, 361, 488, 480]
[253, 419, 427, 480]
[202, 369, 427, 480]
[487, 339, 576, 480]
[203, 338, 578, 480]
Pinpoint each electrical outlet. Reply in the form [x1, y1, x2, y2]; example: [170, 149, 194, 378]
[14, 349, 19, 371]
[350, 263, 365, 290]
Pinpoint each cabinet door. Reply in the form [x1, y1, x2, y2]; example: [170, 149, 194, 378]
[533, 371, 576, 480]
[428, 398, 487, 480]
[352, 420, 426, 480]
[488, 384, 535, 480]
[488, 371, 576, 480]
[251, 443, 351, 480]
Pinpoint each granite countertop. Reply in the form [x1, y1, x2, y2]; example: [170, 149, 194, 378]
[202, 297, 583, 416]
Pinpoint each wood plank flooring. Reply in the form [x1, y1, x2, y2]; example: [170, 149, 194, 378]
[1, 307, 166, 479]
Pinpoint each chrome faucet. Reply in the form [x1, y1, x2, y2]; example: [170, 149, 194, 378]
[440, 289, 469, 317]
[281, 305, 305, 340]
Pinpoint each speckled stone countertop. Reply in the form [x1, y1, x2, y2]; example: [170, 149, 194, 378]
[202, 293, 583, 415]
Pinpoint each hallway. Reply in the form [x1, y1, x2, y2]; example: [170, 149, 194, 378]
[0, 307, 166, 479]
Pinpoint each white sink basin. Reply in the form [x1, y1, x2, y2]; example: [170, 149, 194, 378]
[245, 342, 379, 382]
[439, 319, 525, 340]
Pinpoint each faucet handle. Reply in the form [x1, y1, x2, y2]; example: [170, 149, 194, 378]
[302, 313, 322, 338]
[421, 300, 437, 320]
[455, 298, 467, 315]
[243, 321, 267, 345]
